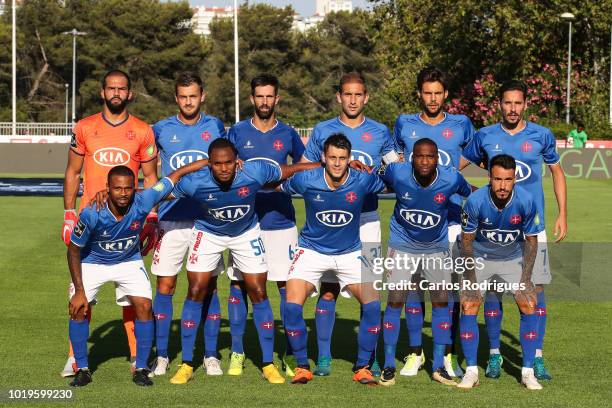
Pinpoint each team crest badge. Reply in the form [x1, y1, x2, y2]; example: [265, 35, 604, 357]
[126, 130, 135, 140]
[201, 131, 211, 141]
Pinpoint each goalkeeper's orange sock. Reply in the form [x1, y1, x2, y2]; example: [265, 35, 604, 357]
[123, 305, 137, 359]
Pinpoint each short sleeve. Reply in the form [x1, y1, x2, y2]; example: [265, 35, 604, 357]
[364, 172, 385, 194]
[462, 130, 484, 165]
[70, 208, 96, 247]
[227, 125, 237, 146]
[303, 126, 323, 162]
[216, 118, 228, 139]
[137, 126, 157, 163]
[393, 116, 405, 152]
[461, 197, 479, 233]
[280, 172, 306, 195]
[381, 126, 400, 163]
[173, 173, 195, 199]
[247, 161, 281, 185]
[522, 194, 544, 236]
[70, 121, 86, 155]
[290, 128, 306, 162]
[374, 162, 395, 186]
[461, 117, 476, 148]
[542, 129, 560, 165]
[152, 121, 163, 144]
[137, 178, 175, 213]
[455, 172, 472, 198]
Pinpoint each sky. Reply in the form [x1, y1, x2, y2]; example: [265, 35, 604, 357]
[189, 0, 371, 16]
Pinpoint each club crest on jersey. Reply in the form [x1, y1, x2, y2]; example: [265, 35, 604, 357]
[509, 214, 522, 225]
[126, 130, 135, 140]
[479, 229, 520, 246]
[170, 150, 208, 170]
[351, 150, 374, 166]
[129, 221, 141, 230]
[237, 187, 250, 197]
[400, 209, 441, 229]
[208, 205, 250, 222]
[94, 147, 130, 167]
[521, 141, 533, 152]
[434, 192, 446, 204]
[98, 236, 138, 252]
[345, 191, 357, 203]
[273, 140, 284, 151]
[514, 160, 532, 182]
[361, 132, 373, 142]
[201, 131, 212, 141]
[408, 150, 451, 166]
[442, 128, 454, 139]
[316, 210, 353, 227]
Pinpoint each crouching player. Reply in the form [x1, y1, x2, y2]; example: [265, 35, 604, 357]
[457, 154, 543, 390]
[282, 133, 386, 385]
[377, 138, 472, 386]
[66, 160, 207, 387]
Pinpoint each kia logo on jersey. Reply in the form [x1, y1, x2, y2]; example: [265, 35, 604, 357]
[170, 150, 208, 170]
[98, 236, 138, 252]
[351, 150, 374, 166]
[514, 160, 532, 182]
[316, 210, 354, 227]
[408, 149, 451, 166]
[93, 147, 131, 167]
[399, 209, 441, 229]
[479, 229, 521, 246]
[208, 205, 251, 222]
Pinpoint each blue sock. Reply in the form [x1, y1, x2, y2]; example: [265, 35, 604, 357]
[520, 313, 538, 368]
[315, 298, 336, 359]
[202, 292, 221, 358]
[431, 307, 452, 370]
[460, 314, 479, 367]
[279, 287, 293, 355]
[484, 292, 503, 350]
[383, 305, 401, 368]
[153, 292, 173, 358]
[69, 319, 89, 369]
[284, 302, 308, 366]
[134, 319, 154, 369]
[180, 299, 202, 363]
[405, 300, 423, 348]
[535, 291, 547, 352]
[228, 286, 247, 354]
[357, 301, 381, 367]
[252, 299, 275, 364]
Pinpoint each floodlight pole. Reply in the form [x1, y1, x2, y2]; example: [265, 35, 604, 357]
[561, 12, 575, 125]
[62, 29, 87, 124]
[234, 0, 240, 123]
[11, 0, 16, 136]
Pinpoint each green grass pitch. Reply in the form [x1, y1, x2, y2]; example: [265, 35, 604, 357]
[0, 177, 611, 407]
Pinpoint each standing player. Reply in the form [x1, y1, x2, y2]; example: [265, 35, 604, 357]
[149, 73, 226, 377]
[302, 72, 399, 376]
[462, 80, 567, 380]
[393, 66, 475, 377]
[376, 139, 472, 386]
[282, 134, 386, 385]
[67, 160, 207, 387]
[168, 138, 320, 385]
[61, 70, 158, 376]
[457, 154, 543, 390]
[227, 74, 305, 376]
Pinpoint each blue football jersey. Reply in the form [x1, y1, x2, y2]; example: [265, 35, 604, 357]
[462, 121, 560, 228]
[281, 168, 385, 255]
[303, 117, 397, 213]
[172, 161, 281, 237]
[393, 113, 475, 224]
[378, 164, 472, 253]
[461, 185, 544, 260]
[228, 119, 305, 230]
[71, 178, 175, 265]
[154, 114, 227, 222]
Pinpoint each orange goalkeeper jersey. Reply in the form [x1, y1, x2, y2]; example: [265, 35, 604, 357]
[70, 113, 157, 210]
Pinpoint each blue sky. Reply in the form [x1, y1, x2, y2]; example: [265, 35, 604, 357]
[189, 1, 371, 16]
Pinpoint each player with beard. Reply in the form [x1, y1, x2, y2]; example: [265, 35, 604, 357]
[61, 70, 158, 377]
[149, 73, 227, 377]
[392, 67, 475, 378]
[301, 72, 399, 377]
[462, 80, 566, 381]
[227, 75, 305, 376]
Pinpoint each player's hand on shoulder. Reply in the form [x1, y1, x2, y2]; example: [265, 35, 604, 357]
[62, 209, 78, 246]
[90, 189, 109, 211]
[349, 160, 372, 173]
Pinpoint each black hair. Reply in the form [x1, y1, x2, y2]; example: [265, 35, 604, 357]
[499, 80, 527, 100]
[208, 138, 238, 157]
[175, 72, 204, 94]
[250, 74, 279, 96]
[489, 154, 516, 173]
[417, 66, 449, 92]
[101, 70, 131, 90]
[323, 133, 352, 154]
[107, 165, 135, 183]
[413, 137, 438, 152]
[338, 72, 367, 93]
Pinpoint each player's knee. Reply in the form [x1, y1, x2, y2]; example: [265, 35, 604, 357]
[156, 278, 177, 295]
[187, 284, 208, 302]
[387, 301, 404, 309]
[247, 286, 267, 303]
[431, 301, 448, 308]
[461, 302, 480, 315]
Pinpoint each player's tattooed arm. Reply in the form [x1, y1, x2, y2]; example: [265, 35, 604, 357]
[549, 163, 567, 242]
[67, 243, 88, 319]
[515, 235, 538, 311]
[279, 161, 321, 180]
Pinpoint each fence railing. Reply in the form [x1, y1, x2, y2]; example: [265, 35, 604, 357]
[0, 122, 313, 143]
